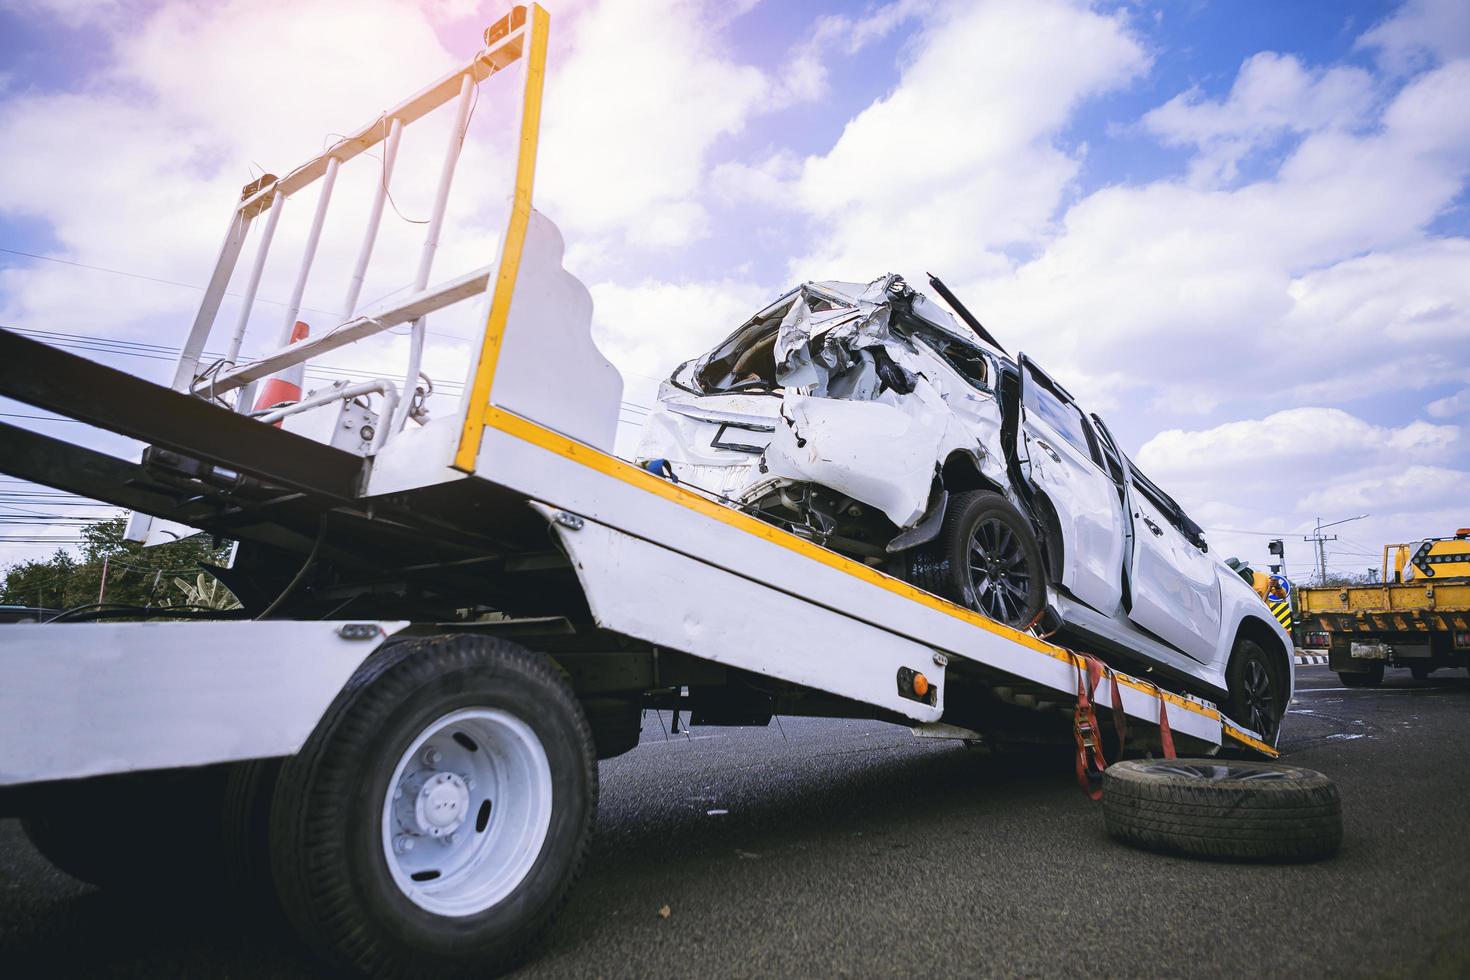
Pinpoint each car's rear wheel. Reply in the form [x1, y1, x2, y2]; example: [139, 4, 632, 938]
[1225, 639, 1286, 744]
[909, 490, 1046, 630]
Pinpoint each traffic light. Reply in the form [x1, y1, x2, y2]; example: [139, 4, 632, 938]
[1268, 539, 1283, 557]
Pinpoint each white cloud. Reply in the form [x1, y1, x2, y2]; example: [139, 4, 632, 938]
[1142, 52, 1376, 183]
[1298, 464, 1469, 513]
[1, 0, 126, 27]
[778, 0, 1150, 280]
[1136, 408, 1466, 579]
[589, 276, 768, 396]
[709, 151, 803, 207]
[1428, 387, 1470, 417]
[972, 57, 1470, 415]
[1357, 0, 1470, 75]
[778, 0, 933, 104]
[1138, 408, 1458, 476]
[536, 0, 792, 253]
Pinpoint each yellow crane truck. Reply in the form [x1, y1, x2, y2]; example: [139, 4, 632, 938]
[1299, 529, 1470, 686]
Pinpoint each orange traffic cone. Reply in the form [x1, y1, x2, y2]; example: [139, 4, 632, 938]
[254, 320, 309, 426]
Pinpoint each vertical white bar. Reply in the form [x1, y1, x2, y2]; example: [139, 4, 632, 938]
[279, 155, 340, 347]
[340, 117, 403, 322]
[171, 208, 252, 391]
[392, 72, 475, 432]
[225, 190, 284, 370]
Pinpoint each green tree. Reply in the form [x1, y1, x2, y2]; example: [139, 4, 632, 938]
[1, 517, 234, 612]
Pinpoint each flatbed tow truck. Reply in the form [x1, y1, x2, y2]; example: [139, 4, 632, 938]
[0, 7, 1284, 976]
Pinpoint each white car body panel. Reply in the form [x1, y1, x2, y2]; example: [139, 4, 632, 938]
[1019, 415, 1127, 615]
[1128, 489, 1224, 662]
[765, 385, 951, 527]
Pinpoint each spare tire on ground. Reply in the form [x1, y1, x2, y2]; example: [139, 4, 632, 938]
[1102, 758, 1341, 862]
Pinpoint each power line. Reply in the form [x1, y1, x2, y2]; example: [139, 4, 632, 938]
[0, 411, 88, 425]
[1203, 526, 1299, 537]
[0, 246, 346, 321]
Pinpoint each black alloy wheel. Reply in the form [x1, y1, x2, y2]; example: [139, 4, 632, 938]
[1241, 656, 1277, 738]
[908, 490, 1047, 630]
[967, 517, 1034, 625]
[1226, 639, 1285, 744]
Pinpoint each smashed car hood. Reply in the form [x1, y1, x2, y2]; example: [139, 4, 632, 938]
[636, 273, 1011, 529]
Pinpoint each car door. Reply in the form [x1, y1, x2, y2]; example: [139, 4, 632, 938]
[1015, 356, 1127, 615]
[1121, 465, 1223, 662]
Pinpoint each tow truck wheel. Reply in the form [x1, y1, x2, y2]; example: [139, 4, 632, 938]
[1409, 663, 1432, 681]
[269, 634, 597, 979]
[1225, 639, 1285, 744]
[910, 490, 1046, 630]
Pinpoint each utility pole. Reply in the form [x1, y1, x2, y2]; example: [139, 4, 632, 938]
[1304, 514, 1369, 584]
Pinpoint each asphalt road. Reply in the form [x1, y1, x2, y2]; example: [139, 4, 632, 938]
[3, 663, 1469, 978]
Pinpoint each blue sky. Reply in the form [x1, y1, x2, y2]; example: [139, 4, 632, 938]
[1, 0, 1467, 580]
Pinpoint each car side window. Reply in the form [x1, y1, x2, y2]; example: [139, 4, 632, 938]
[1023, 371, 1092, 459]
[915, 334, 989, 391]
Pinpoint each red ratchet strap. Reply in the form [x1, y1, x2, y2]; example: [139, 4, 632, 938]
[1072, 654, 1125, 800]
[1142, 679, 1177, 760]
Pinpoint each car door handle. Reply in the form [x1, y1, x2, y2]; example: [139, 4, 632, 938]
[1143, 516, 1163, 537]
[1033, 439, 1062, 463]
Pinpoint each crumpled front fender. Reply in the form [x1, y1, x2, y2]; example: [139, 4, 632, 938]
[763, 383, 957, 527]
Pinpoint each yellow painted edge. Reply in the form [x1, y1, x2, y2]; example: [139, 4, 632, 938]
[1222, 723, 1279, 757]
[480, 406, 1247, 735]
[453, 3, 550, 473]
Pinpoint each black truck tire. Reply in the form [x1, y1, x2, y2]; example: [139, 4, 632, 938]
[20, 767, 231, 892]
[269, 634, 597, 980]
[908, 490, 1047, 630]
[1102, 759, 1341, 862]
[220, 758, 282, 914]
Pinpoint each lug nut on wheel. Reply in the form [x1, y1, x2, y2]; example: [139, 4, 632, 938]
[393, 834, 415, 854]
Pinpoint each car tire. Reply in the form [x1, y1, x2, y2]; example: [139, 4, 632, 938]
[1103, 758, 1342, 862]
[1225, 638, 1286, 744]
[1409, 664, 1432, 681]
[1338, 663, 1384, 688]
[908, 490, 1046, 630]
[269, 633, 597, 980]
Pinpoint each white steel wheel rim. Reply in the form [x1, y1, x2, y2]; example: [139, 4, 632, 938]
[381, 707, 553, 917]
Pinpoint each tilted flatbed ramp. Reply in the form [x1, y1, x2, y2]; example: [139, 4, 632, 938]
[0, 7, 1277, 975]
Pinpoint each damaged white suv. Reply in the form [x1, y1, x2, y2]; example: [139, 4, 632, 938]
[636, 274, 1292, 740]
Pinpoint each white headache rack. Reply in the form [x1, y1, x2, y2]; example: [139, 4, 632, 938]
[171, 5, 534, 448]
